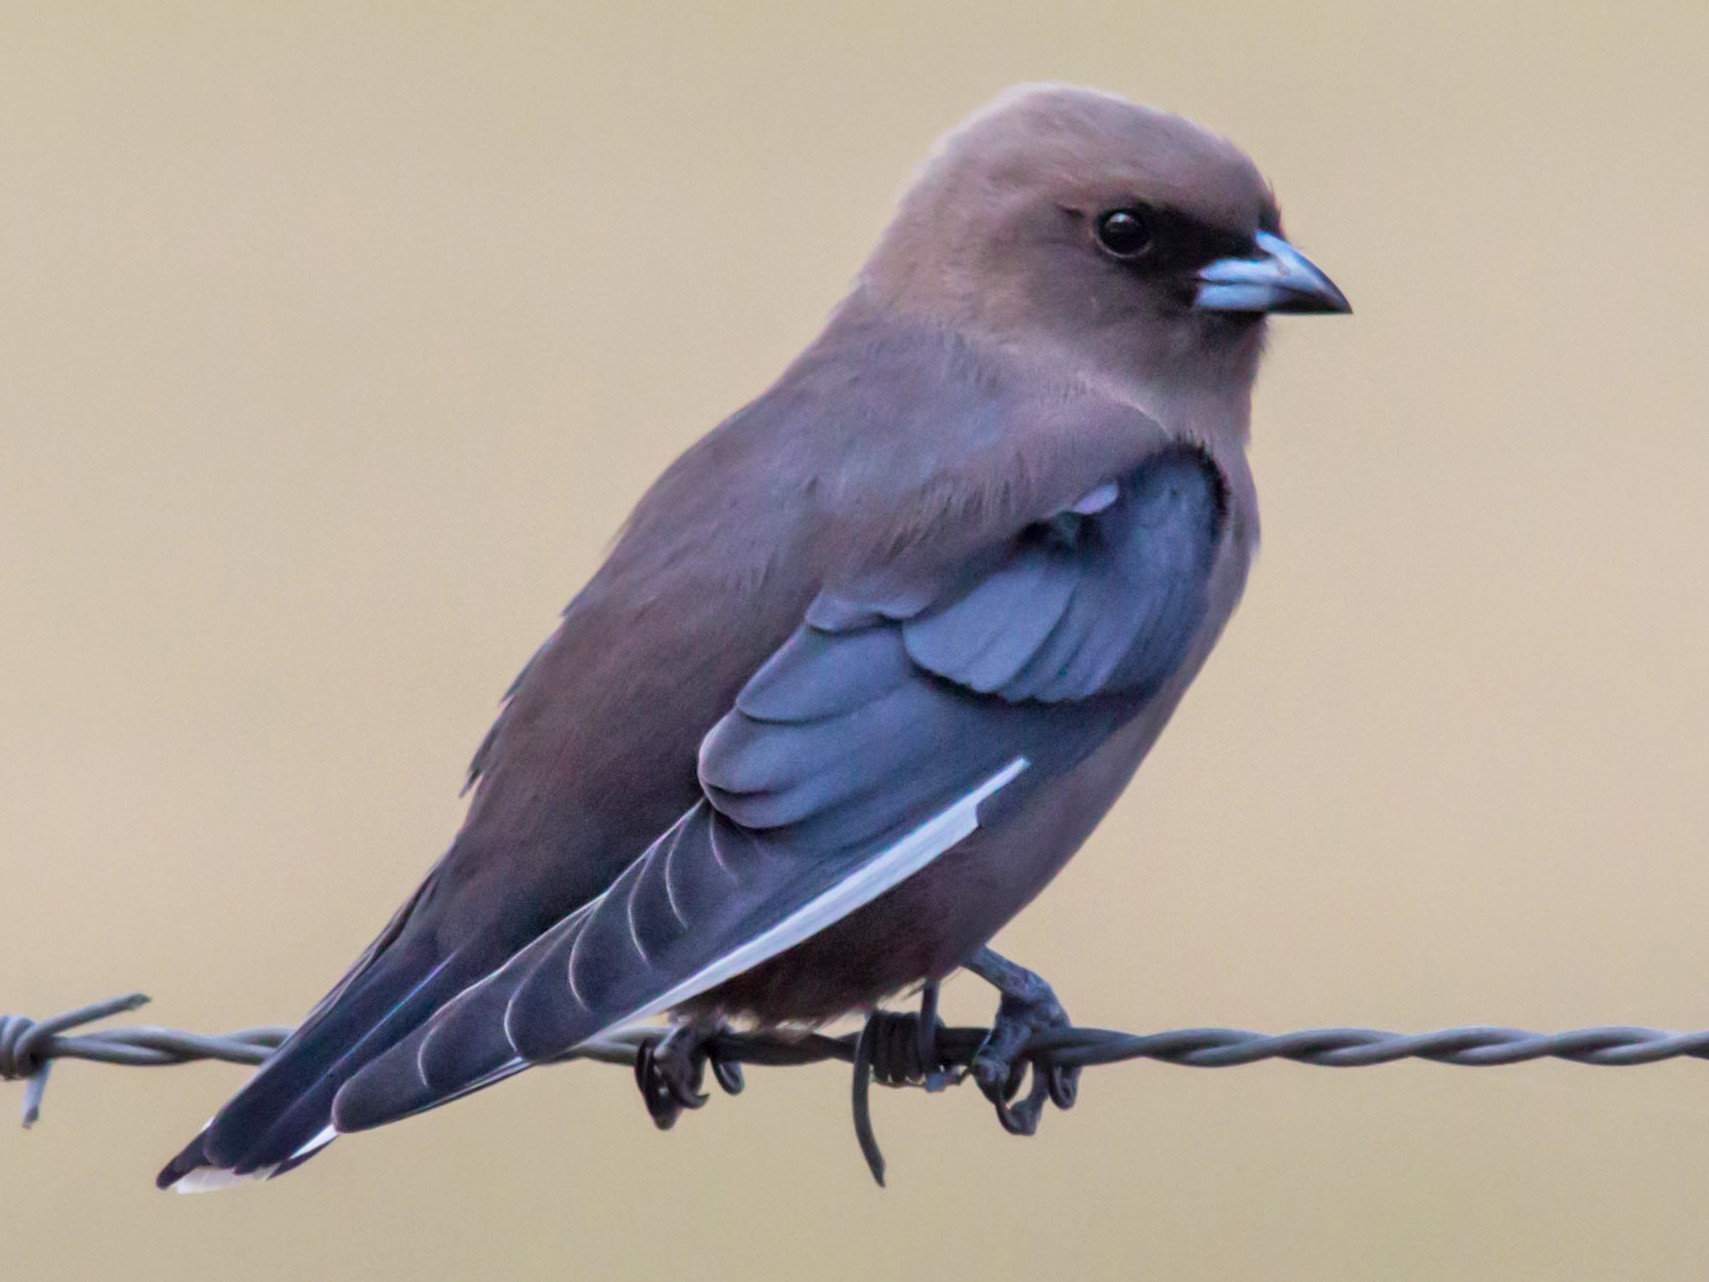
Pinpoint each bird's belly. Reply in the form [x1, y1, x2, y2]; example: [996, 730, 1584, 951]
[687, 700, 1171, 1026]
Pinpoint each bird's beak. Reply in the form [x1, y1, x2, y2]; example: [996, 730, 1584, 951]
[1194, 230, 1351, 315]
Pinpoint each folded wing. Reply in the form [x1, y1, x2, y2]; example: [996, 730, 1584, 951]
[332, 445, 1227, 1132]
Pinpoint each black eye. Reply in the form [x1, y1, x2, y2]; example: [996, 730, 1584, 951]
[1095, 207, 1155, 260]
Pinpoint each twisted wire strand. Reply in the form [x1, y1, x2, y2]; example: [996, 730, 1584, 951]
[9, 996, 1709, 1125]
[0, 996, 289, 1128]
[13, 996, 1709, 1184]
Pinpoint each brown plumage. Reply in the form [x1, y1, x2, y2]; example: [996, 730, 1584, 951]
[158, 83, 1347, 1190]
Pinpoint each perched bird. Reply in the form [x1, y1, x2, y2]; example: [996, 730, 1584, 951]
[158, 83, 1347, 1191]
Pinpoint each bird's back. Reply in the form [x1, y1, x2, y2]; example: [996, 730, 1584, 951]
[159, 299, 1135, 1186]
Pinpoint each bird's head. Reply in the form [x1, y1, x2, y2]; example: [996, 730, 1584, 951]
[863, 84, 1348, 398]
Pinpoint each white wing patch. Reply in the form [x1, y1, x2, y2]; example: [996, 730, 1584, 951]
[391, 756, 1029, 1129]
[607, 755, 1029, 1033]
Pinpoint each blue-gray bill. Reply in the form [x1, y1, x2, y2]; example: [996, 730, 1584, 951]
[1195, 230, 1350, 314]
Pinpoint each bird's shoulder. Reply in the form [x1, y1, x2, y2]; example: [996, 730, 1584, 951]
[460, 301, 1212, 818]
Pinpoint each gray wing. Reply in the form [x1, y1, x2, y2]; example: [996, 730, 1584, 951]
[331, 446, 1227, 1133]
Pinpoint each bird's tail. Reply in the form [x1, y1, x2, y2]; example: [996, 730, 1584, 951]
[155, 881, 498, 1191]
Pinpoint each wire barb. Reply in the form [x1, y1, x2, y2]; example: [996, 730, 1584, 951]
[10, 996, 1709, 1177]
[1, 996, 286, 1128]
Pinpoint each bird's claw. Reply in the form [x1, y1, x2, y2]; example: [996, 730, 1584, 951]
[978, 1055, 1079, 1136]
[966, 950, 1081, 1138]
[633, 1021, 743, 1130]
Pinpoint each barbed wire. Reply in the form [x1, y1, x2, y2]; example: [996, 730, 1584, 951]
[9, 994, 1709, 1185]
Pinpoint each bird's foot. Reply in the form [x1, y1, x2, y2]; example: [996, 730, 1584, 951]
[965, 946, 1079, 1137]
[633, 1019, 744, 1130]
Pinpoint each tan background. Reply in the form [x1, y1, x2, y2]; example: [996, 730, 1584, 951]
[4, 3, 1708, 1278]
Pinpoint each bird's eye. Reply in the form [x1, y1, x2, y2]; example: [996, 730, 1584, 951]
[1095, 207, 1155, 260]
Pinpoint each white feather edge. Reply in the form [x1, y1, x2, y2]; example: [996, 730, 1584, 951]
[177, 755, 1029, 1189]
[174, 1163, 261, 1193]
[614, 754, 1028, 1030]
[416, 755, 1031, 1105]
[173, 1124, 339, 1193]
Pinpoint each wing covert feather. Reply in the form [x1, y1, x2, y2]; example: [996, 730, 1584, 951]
[332, 445, 1227, 1133]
